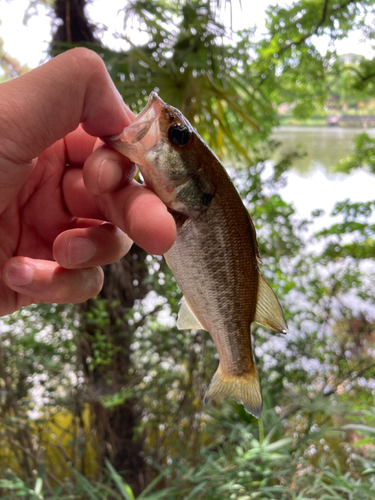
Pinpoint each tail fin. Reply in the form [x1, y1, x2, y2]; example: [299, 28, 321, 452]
[204, 365, 263, 418]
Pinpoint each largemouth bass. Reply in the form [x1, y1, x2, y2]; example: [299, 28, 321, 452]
[102, 92, 287, 417]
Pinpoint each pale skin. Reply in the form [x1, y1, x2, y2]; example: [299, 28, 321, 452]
[0, 48, 176, 316]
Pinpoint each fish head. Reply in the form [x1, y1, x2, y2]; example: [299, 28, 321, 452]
[102, 92, 216, 218]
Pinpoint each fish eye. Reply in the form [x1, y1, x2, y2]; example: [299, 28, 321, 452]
[168, 123, 191, 147]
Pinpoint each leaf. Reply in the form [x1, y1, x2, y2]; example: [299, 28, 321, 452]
[105, 459, 135, 500]
[341, 424, 375, 436]
[34, 477, 43, 497]
[71, 469, 102, 500]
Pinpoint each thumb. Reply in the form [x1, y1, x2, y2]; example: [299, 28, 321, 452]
[0, 47, 130, 214]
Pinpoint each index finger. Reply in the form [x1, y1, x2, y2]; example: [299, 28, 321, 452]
[62, 167, 176, 255]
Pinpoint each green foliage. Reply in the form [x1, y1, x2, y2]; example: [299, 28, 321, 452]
[0, 303, 78, 412]
[255, 0, 375, 122]
[52, 0, 276, 161]
[83, 298, 123, 370]
[334, 133, 375, 174]
[0, 304, 98, 483]
[0, 458, 170, 499]
[315, 199, 375, 260]
[161, 412, 375, 499]
[1, 412, 375, 498]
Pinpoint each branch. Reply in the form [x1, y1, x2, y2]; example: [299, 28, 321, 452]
[278, 0, 355, 55]
[131, 304, 166, 329]
[46, 440, 72, 463]
[9, 438, 63, 487]
[344, 65, 375, 84]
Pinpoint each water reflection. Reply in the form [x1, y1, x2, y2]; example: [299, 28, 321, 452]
[270, 126, 375, 224]
[272, 126, 375, 175]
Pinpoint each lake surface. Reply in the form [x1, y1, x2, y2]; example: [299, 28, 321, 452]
[271, 126, 375, 224]
[273, 126, 375, 175]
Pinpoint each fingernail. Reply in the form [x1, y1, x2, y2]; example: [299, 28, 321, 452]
[6, 262, 34, 286]
[98, 159, 124, 193]
[68, 237, 96, 266]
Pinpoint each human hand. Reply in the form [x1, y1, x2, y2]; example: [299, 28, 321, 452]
[0, 48, 176, 316]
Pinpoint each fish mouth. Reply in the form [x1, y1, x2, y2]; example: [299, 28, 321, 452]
[101, 91, 163, 158]
[101, 92, 178, 206]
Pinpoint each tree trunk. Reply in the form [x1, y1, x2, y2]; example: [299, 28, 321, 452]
[78, 247, 150, 495]
[51, 0, 100, 53]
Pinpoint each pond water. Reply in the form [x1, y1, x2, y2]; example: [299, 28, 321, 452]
[271, 126, 375, 224]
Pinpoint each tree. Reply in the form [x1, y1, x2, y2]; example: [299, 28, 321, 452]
[253, 0, 375, 117]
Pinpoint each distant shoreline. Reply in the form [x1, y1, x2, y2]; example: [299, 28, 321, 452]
[278, 115, 375, 128]
[278, 117, 326, 127]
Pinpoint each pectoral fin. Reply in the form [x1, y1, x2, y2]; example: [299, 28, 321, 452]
[254, 273, 288, 334]
[177, 297, 205, 330]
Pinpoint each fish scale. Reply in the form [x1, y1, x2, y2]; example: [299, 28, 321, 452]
[165, 167, 258, 374]
[102, 92, 288, 417]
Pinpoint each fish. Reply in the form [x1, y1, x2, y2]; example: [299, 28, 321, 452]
[102, 92, 287, 417]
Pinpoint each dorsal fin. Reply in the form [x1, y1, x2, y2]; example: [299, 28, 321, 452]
[254, 273, 288, 334]
[177, 297, 205, 330]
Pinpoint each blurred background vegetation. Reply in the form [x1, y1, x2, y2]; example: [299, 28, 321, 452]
[1, 0, 375, 498]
